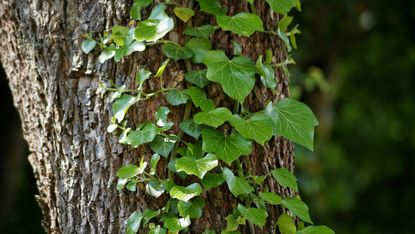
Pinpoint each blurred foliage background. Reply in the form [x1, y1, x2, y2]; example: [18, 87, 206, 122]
[0, 0, 413, 233]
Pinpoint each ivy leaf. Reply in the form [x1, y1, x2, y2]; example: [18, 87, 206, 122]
[185, 87, 215, 111]
[127, 123, 157, 148]
[170, 183, 203, 202]
[203, 50, 257, 102]
[117, 164, 142, 179]
[111, 25, 129, 46]
[149, 224, 166, 234]
[277, 214, 296, 234]
[81, 39, 97, 54]
[174, 7, 195, 22]
[271, 168, 298, 192]
[201, 173, 225, 190]
[185, 38, 212, 63]
[256, 55, 276, 89]
[229, 113, 274, 145]
[185, 70, 209, 88]
[197, 0, 226, 15]
[222, 168, 254, 197]
[126, 41, 146, 56]
[162, 42, 193, 60]
[202, 128, 252, 165]
[134, 4, 174, 42]
[224, 214, 245, 232]
[112, 94, 138, 123]
[179, 119, 201, 139]
[149, 153, 160, 175]
[155, 59, 170, 77]
[266, 0, 296, 14]
[237, 204, 268, 227]
[177, 197, 205, 219]
[265, 98, 319, 150]
[281, 197, 313, 224]
[217, 13, 264, 37]
[130, 0, 152, 20]
[98, 47, 116, 63]
[259, 192, 282, 205]
[176, 154, 219, 179]
[298, 225, 335, 234]
[155, 106, 173, 130]
[166, 90, 189, 106]
[164, 216, 191, 233]
[126, 211, 143, 234]
[135, 68, 152, 86]
[126, 180, 137, 192]
[150, 135, 177, 158]
[142, 209, 160, 225]
[145, 180, 165, 198]
[194, 107, 233, 128]
[184, 25, 216, 38]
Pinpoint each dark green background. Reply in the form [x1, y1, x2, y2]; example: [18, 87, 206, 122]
[0, 0, 414, 233]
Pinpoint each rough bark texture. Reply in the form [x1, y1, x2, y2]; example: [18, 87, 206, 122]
[0, 0, 294, 233]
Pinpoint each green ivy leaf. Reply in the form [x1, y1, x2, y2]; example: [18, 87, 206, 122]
[237, 204, 268, 227]
[177, 197, 205, 219]
[116, 178, 128, 191]
[127, 123, 157, 148]
[256, 55, 276, 89]
[130, 0, 152, 20]
[197, 0, 226, 15]
[150, 135, 177, 158]
[166, 90, 189, 106]
[126, 180, 137, 192]
[229, 113, 274, 145]
[259, 192, 282, 205]
[98, 47, 116, 63]
[179, 119, 201, 139]
[281, 197, 313, 224]
[217, 13, 264, 37]
[155, 59, 170, 78]
[162, 42, 193, 61]
[265, 98, 319, 150]
[184, 25, 216, 38]
[149, 153, 160, 175]
[203, 50, 257, 102]
[176, 154, 218, 179]
[202, 128, 252, 165]
[170, 183, 203, 202]
[185, 87, 215, 111]
[145, 180, 165, 198]
[185, 38, 212, 64]
[126, 211, 143, 234]
[142, 209, 160, 225]
[277, 214, 296, 234]
[134, 19, 158, 41]
[266, 0, 296, 14]
[271, 168, 298, 192]
[117, 164, 142, 179]
[134, 4, 174, 42]
[112, 94, 139, 123]
[194, 107, 233, 128]
[164, 216, 191, 233]
[149, 224, 166, 234]
[278, 15, 294, 32]
[297, 225, 335, 234]
[201, 173, 225, 190]
[136, 68, 152, 86]
[184, 70, 209, 88]
[81, 39, 97, 54]
[222, 168, 254, 197]
[111, 25, 129, 46]
[174, 7, 195, 22]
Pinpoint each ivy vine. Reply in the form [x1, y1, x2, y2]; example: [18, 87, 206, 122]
[83, 0, 334, 233]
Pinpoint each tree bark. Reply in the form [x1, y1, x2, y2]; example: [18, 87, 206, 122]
[0, 0, 294, 233]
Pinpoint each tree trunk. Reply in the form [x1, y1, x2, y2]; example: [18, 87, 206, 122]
[0, 0, 294, 233]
